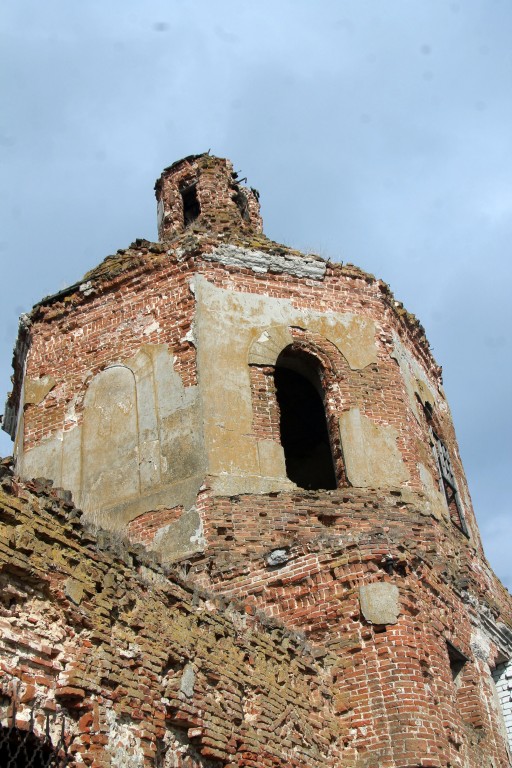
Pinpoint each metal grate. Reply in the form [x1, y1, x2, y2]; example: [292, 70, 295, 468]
[431, 430, 469, 537]
[0, 702, 70, 768]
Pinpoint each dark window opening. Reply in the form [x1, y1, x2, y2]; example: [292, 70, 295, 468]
[274, 348, 337, 491]
[447, 641, 468, 686]
[180, 182, 200, 226]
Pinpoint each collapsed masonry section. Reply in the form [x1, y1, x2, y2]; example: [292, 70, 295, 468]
[1, 467, 512, 768]
[155, 154, 263, 240]
[0, 469, 359, 768]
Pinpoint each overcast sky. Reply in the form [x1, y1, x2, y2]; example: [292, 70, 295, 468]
[1, 1, 511, 588]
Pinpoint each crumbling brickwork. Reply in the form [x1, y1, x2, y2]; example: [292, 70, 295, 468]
[127, 506, 184, 546]
[7, 231, 469, 529]
[2, 154, 512, 766]
[155, 155, 263, 240]
[193, 487, 512, 765]
[0, 466, 355, 767]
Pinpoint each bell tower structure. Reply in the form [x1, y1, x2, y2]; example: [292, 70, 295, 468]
[3, 154, 512, 767]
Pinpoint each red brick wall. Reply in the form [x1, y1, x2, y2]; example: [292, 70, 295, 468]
[155, 154, 263, 240]
[1, 472, 361, 768]
[2, 471, 510, 767]
[8, 205, 510, 765]
[192, 487, 512, 767]
[23, 251, 197, 448]
[18, 237, 479, 552]
[25, 256, 445, 470]
[127, 506, 184, 546]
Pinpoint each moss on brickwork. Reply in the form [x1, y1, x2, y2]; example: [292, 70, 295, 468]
[30, 229, 429, 360]
[0, 466, 354, 767]
[1, 461, 511, 766]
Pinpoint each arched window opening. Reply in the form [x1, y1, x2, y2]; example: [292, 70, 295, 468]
[274, 347, 337, 491]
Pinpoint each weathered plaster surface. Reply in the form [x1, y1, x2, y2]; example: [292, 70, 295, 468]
[19, 344, 205, 536]
[390, 334, 473, 531]
[194, 276, 379, 494]
[248, 326, 294, 365]
[153, 508, 205, 564]
[418, 462, 450, 522]
[391, 333, 437, 423]
[21, 433, 63, 489]
[308, 313, 377, 370]
[81, 365, 140, 510]
[247, 314, 376, 371]
[23, 375, 56, 405]
[339, 408, 410, 489]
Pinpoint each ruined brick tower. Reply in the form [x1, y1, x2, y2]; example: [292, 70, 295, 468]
[2, 154, 512, 767]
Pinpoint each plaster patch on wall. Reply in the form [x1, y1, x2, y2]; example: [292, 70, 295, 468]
[105, 708, 145, 768]
[180, 664, 196, 698]
[210, 473, 296, 497]
[143, 319, 161, 335]
[24, 375, 56, 406]
[61, 425, 81, 499]
[339, 408, 410, 489]
[418, 463, 449, 522]
[471, 627, 492, 662]
[415, 378, 435, 410]
[248, 326, 293, 365]
[182, 326, 196, 345]
[20, 433, 64, 485]
[266, 549, 290, 566]
[153, 508, 205, 564]
[391, 334, 438, 423]
[247, 315, 377, 370]
[64, 394, 79, 428]
[64, 577, 85, 606]
[81, 365, 140, 511]
[257, 440, 287, 478]
[306, 313, 377, 370]
[79, 280, 94, 296]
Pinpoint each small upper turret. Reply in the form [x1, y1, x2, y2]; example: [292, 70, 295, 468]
[154, 153, 263, 240]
